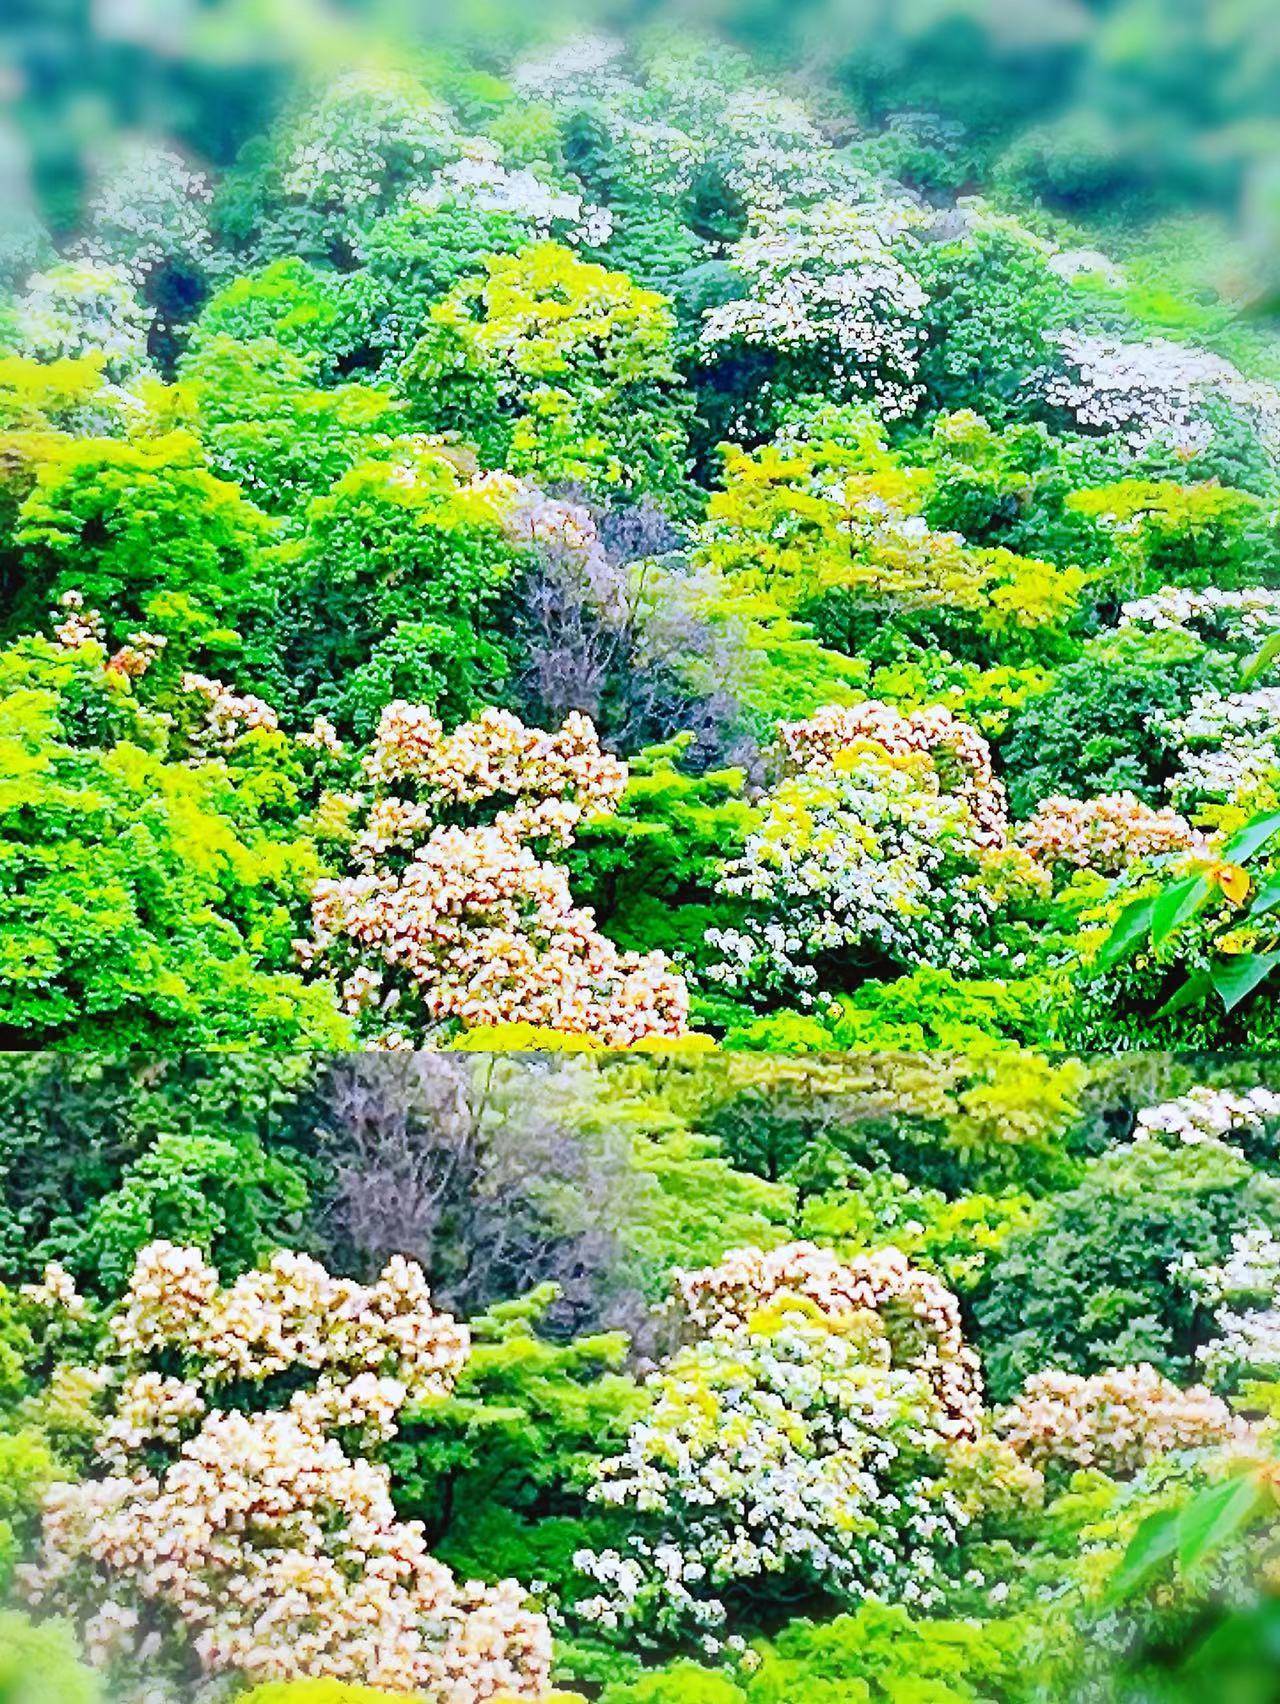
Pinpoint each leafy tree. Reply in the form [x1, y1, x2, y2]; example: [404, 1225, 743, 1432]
[4, 430, 274, 656]
[386, 1285, 643, 1601]
[0, 637, 348, 1050]
[181, 334, 402, 515]
[346, 200, 534, 373]
[976, 1139, 1280, 1399]
[1000, 628, 1228, 816]
[914, 226, 1070, 423]
[0, 1054, 318, 1291]
[261, 442, 522, 728]
[402, 242, 693, 502]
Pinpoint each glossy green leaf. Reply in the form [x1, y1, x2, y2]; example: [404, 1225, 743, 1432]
[1096, 893, 1158, 971]
[1210, 951, 1280, 1013]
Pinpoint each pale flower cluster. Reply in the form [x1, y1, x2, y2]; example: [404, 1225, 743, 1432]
[15, 260, 154, 382]
[282, 69, 461, 222]
[705, 746, 1000, 997]
[416, 141, 613, 247]
[671, 1241, 983, 1441]
[83, 142, 214, 283]
[181, 672, 280, 749]
[494, 479, 627, 626]
[1121, 585, 1280, 649]
[1017, 791, 1203, 874]
[1161, 687, 1280, 808]
[309, 705, 687, 1044]
[776, 701, 1009, 847]
[1179, 1223, 1280, 1391]
[359, 703, 625, 846]
[707, 702, 1021, 999]
[511, 34, 630, 103]
[21, 1243, 550, 1699]
[1045, 331, 1280, 467]
[575, 1305, 965, 1648]
[53, 592, 166, 679]
[703, 202, 927, 422]
[109, 1241, 469, 1433]
[53, 590, 107, 651]
[997, 1364, 1246, 1477]
[1133, 1085, 1280, 1151]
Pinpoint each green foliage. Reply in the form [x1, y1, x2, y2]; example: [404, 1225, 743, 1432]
[403, 242, 692, 502]
[1067, 480, 1278, 600]
[181, 334, 402, 514]
[186, 259, 353, 378]
[0, 1613, 99, 1704]
[0, 1055, 318, 1290]
[261, 442, 521, 727]
[347, 200, 534, 371]
[0, 1429, 59, 1591]
[0, 637, 349, 1049]
[387, 1287, 644, 1598]
[568, 740, 755, 967]
[80, 1129, 310, 1292]
[915, 228, 1070, 423]
[976, 1138, 1280, 1400]
[5, 430, 274, 655]
[1001, 628, 1227, 815]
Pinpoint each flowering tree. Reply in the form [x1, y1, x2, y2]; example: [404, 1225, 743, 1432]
[1043, 331, 1280, 476]
[705, 702, 1037, 1001]
[1017, 792, 1203, 876]
[996, 1364, 1246, 1477]
[670, 1240, 984, 1441]
[267, 69, 463, 265]
[19, 1243, 551, 1700]
[700, 201, 928, 437]
[1181, 1223, 1280, 1398]
[306, 704, 689, 1045]
[573, 1240, 983, 1647]
[13, 262, 153, 383]
[83, 143, 214, 289]
[574, 1302, 966, 1650]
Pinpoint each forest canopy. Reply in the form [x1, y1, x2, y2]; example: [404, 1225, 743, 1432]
[2, 20, 1280, 1050]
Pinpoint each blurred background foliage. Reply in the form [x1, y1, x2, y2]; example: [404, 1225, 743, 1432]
[3, 0, 1279, 310]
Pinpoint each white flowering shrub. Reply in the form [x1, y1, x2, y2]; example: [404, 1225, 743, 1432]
[705, 703, 1032, 1001]
[701, 201, 928, 428]
[14, 261, 153, 382]
[275, 68, 462, 256]
[1120, 585, 1280, 651]
[1132, 1085, 1280, 1153]
[670, 1241, 984, 1441]
[645, 45, 868, 209]
[1159, 687, 1280, 810]
[513, 34, 865, 212]
[1044, 331, 1280, 471]
[512, 34, 631, 105]
[415, 141, 613, 247]
[307, 704, 688, 1045]
[19, 1244, 551, 1699]
[574, 1300, 967, 1650]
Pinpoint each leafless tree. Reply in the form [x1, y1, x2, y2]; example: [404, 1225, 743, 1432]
[309, 1054, 657, 1341]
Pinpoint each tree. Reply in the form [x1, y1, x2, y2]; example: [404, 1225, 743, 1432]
[402, 242, 692, 503]
[0, 635, 348, 1049]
